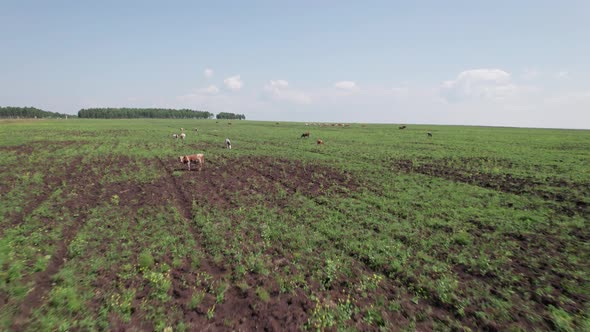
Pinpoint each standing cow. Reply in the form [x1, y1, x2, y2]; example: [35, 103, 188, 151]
[225, 138, 232, 149]
[179, 154, 204, 171]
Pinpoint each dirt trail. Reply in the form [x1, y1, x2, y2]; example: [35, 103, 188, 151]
[148, 156, 320, 330]
[11, 157, 104, 331]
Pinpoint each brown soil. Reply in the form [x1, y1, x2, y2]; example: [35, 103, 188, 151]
[5, 150, 587, 331]
[391, 159, 589, 216]
[10, 154, 113, 330]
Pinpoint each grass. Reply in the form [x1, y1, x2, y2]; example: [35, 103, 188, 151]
[0, 118, 588, 330]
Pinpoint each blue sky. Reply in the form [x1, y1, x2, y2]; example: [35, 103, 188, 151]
[1, 0, 589, 128]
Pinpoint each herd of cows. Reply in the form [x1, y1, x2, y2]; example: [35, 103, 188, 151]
[176, 124, 430, 172]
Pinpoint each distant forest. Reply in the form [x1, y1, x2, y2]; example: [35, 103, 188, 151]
[0, 106, 71, 118]
[1, 106, 246, 120]
[216, 112, 246, 120]
[78, 108, 214, 119]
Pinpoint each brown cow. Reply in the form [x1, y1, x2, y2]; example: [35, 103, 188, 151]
[301, 131, 310, 138]
[317, 139, 324, 145]
[179, 154, 204, 171]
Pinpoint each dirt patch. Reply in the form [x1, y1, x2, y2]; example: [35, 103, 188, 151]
[10, 155, 136, 330]
[156, 155, 361, 211]
[96, 155, 368, 331]
[391, 159, 589, 216]
[0, 140, 88, 156]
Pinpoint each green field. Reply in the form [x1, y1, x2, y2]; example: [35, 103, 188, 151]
[1, 119, 588, 331]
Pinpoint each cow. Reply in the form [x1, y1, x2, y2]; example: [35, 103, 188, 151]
[301, 131, 310, 138]
[172, 134, 179, 139]
[180, 133, 186, 141]
[225, 138, 232, 149]
[427, 132, 433, 137]
[179, 154, 204, 171]
[317, 139, 324, 145]
[399, 125, 407, 130]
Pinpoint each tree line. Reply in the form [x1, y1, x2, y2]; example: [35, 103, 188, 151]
[1, 106, 246, 120]
[78, 108, 215, 119]
[216, 112, 246, 120]
[0, 106, 71, 119]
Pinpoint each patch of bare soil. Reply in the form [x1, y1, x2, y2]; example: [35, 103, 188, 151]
[10, 155, 126, 330]
[391, 159, 589, 217]
[0, 141, 89, 200]
[156, 155, 360, 211]
[127, 155, 364, 330]
[0, 140, 88, 156]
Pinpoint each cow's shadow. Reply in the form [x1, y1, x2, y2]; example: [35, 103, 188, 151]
[173, 168, 203, 172]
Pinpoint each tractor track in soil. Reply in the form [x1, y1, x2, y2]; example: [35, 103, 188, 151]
[236, 157, 579, 328]
[10, 156, 104, 331]
[390, 159, 589, 217]
[158, 159, 301, 331]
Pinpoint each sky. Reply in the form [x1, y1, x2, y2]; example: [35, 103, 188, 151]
[1, 0, 589, 129]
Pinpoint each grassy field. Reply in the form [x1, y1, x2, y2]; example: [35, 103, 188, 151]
[0, 119, 588, 331]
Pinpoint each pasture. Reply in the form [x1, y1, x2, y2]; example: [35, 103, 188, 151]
[0, 119, 588, 331]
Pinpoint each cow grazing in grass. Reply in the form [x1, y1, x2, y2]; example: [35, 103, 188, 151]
[172, 134, 179, 139]
[301, 131, 310, 138]
[180, 133, 186, 141]
[427, 132, 433, 137]
[317, 139, 324, 145]
[399, 125, 407, 130]
[179, 154, 204, 171]
[225, 138, 232, 149]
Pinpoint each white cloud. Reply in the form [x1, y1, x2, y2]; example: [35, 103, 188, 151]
[224, 75, 243, 91]
[391, 87, 409, 98]
[441, 69, 521, 102]
[556, 70, 569, 79]
[334, 81, 357, 90]
[269, 80, 289, 89]
[521, 68, 540, 80]
[264, 80, 311, 104]
[199, 85, 219, 94]
[204, 68, 213, 78]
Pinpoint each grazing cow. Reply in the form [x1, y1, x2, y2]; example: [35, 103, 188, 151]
[179, 154, 204, 171]
[180, 133, 186, 140]
[427, 132, 433, 137]
[399, 125, 407, 130]
[301, 131, 310, 138]
[317, 139, 324, 145]
[172, 134, 179, 139]
[225, 138, 232, 149]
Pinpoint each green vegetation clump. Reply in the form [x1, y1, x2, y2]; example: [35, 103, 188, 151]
[138, 250, 155, 269]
